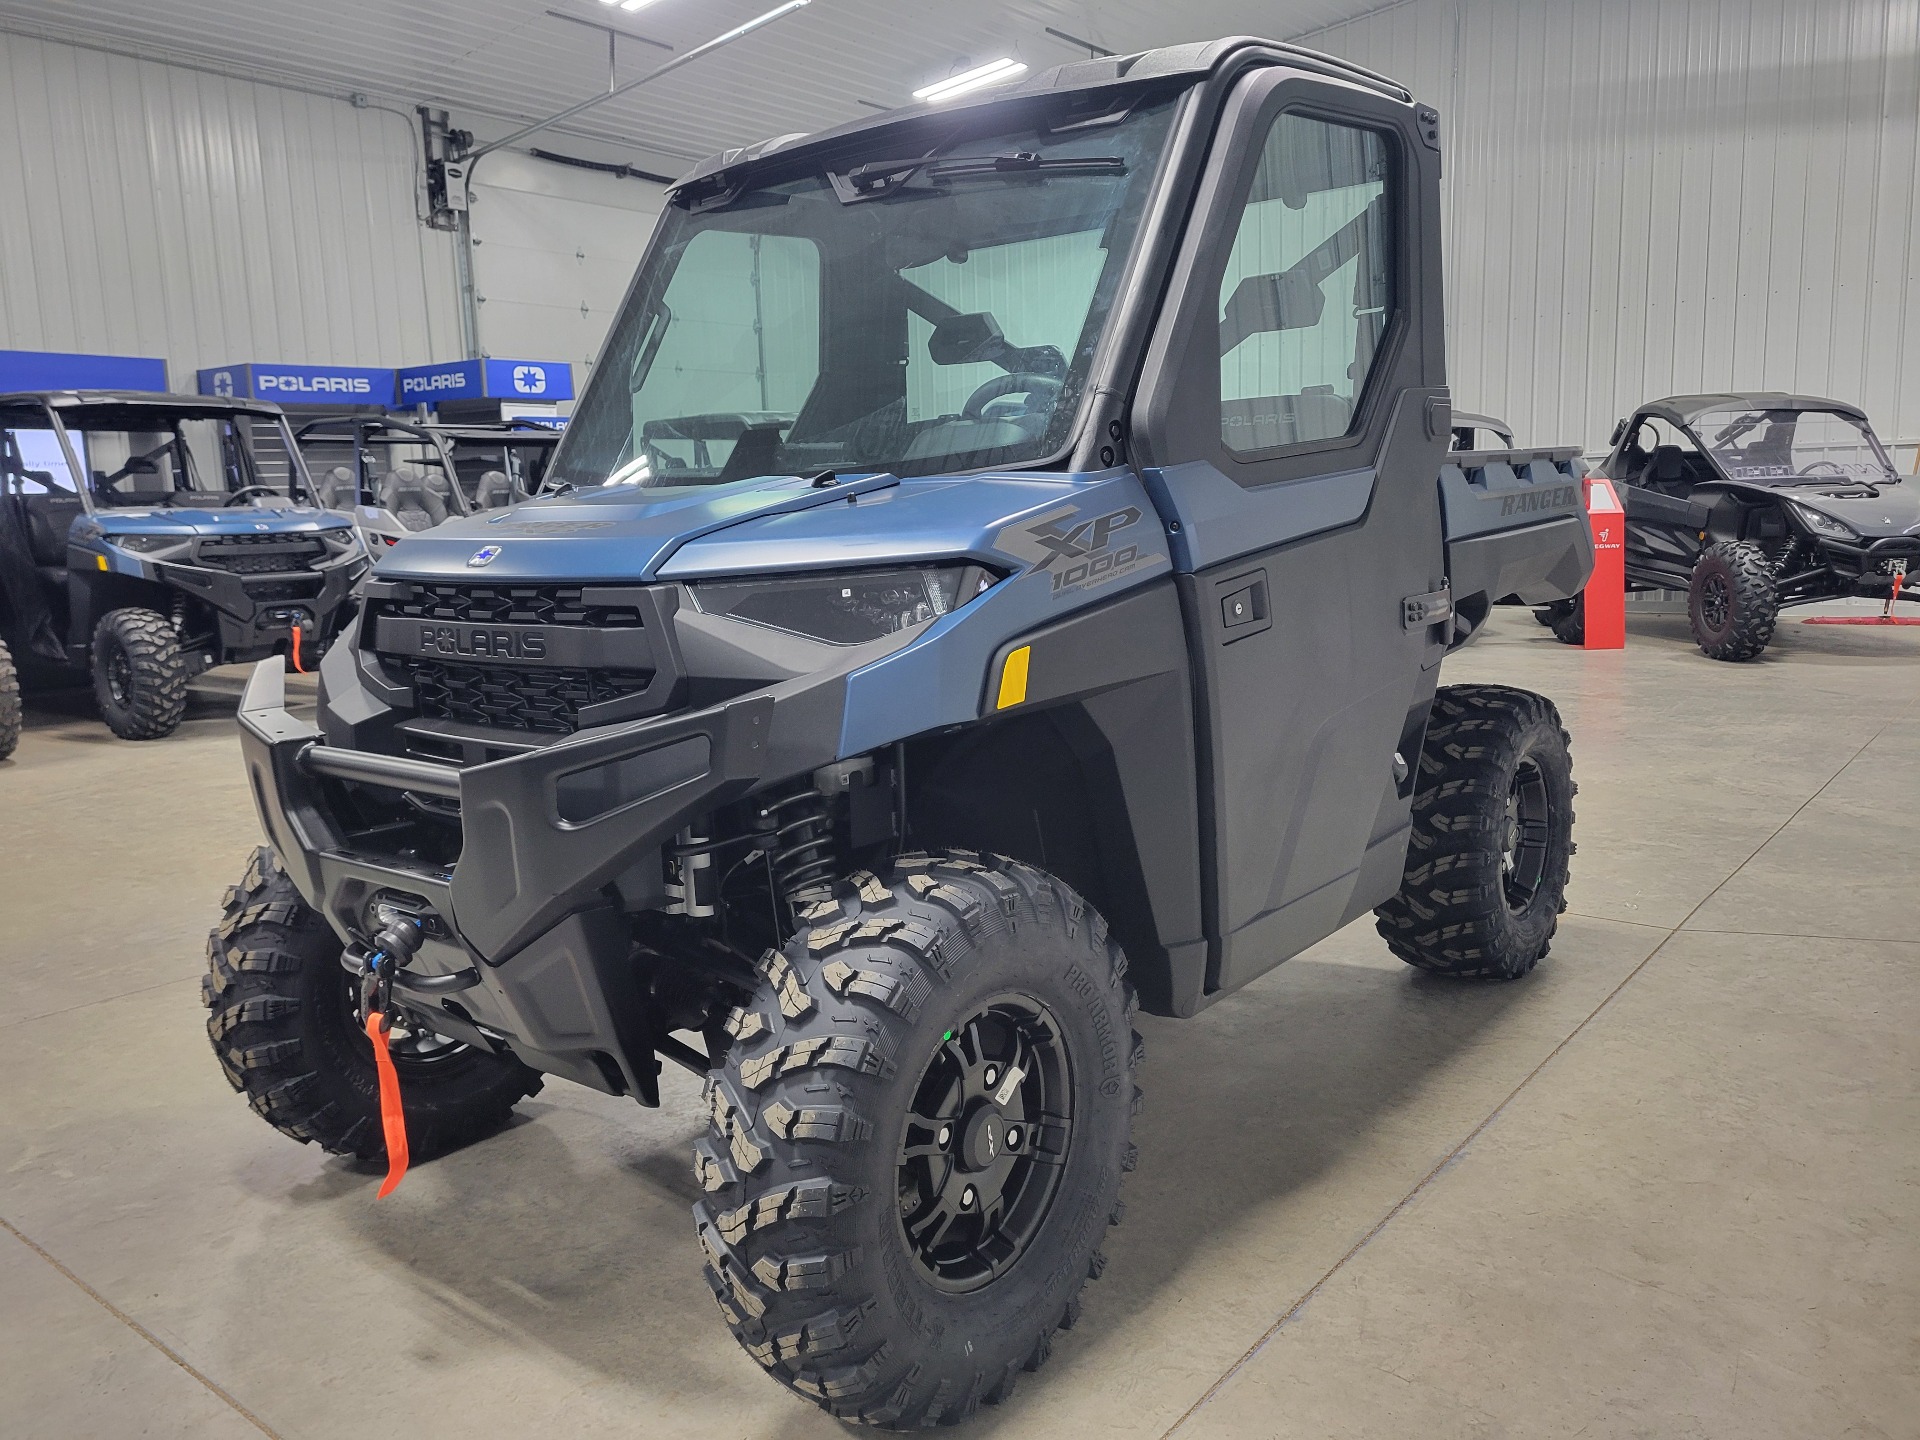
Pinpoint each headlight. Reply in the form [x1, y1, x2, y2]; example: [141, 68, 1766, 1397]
[1791, 503, 1857, 540]
[691, 565, 981, 645]
[108, 533, 191, 556]
[317, 526, 364, 555]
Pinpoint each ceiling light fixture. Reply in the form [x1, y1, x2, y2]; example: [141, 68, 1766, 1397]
[913, 57, 1028, 103]
[618, 0, 662, 10]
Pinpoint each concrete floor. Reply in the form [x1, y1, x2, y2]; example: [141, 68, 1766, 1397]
[1, 605, 1915, 1440]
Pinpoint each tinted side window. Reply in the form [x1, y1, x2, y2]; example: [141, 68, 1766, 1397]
[1217, 114, 1395, 454]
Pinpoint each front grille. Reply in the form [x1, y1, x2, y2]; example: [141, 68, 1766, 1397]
[370, 583, 646, 629]
[197, 533, 326, 574]
[398, 659, 653, 734]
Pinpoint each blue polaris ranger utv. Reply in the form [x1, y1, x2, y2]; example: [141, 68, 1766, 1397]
[206, 37, 1592, 1426]
[0, 392, 366, 741]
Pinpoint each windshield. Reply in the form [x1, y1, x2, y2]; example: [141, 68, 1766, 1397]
[297, 428, 464, 516]
[1694, 407, 1898, 485]
[6, 413, 305, 509]
[553, 95, 1178, 488]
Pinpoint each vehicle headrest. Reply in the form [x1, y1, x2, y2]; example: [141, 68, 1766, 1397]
[1651, 445, 1688, 482]
[473, 469, 513, 508]
[376, 463, 450, 530]
[313, 466, 354, 509]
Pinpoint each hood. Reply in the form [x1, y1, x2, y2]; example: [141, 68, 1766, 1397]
[1783, 479, 1920, 539]
[91, 506, 350, 538]
[373, 470, 1100, 582]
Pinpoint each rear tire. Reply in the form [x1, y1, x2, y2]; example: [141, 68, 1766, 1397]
[1375, 685, 1575, 981]
[693, 852, 1140, 1428]
[91, 607, 188, 739]
[203, 847, 541, 1161]
[1688, 540, 1777, 660]
[0, 638, 19, 761]
[1542, 595, 1584, 645]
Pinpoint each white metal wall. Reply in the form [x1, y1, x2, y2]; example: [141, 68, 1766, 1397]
[467, 149, 666, 381]
[0, 30, 462, 385]
[1296, 0, 1920, 461]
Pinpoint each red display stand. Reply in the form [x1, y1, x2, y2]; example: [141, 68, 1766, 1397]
[1582, 475, 1626, 649]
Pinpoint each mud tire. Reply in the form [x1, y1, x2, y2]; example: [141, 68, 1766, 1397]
[203, 847, 541, 1161]
[0, 638, 18, 761]
[90, 607, 188, 739]
[1374, 685, 1575, 981]
[1688, 540, 1778, 661]
[692, 851, 1141, 1428]
[1542, 595, 1585, 645]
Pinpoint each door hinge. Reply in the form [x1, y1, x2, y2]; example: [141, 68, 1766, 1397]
[1403, 585, 1452, 629]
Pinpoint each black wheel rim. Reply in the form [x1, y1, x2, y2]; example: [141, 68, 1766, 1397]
[896, 995, 1072, 1293]
[105, 645, 133, 706]
[1502, 757, 1551, 912]
[338, 974, 470, 1075]
[1699, 573, 1730, 631]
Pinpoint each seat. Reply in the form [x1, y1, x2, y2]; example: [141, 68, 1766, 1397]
[1643, 445, 1691, 496]
[23, 494, 84, 566]
[376, 464, 450, 532]
[311, 466, 356, 510]
[472, 469, 513, 510]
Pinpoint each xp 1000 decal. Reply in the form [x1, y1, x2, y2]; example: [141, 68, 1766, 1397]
[995, 503, 1167, 597]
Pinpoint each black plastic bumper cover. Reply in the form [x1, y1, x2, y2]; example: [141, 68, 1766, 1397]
[236, 658, 773, 1098]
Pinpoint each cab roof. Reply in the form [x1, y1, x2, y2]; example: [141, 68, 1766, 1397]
[1636, 393, 1869, 428]
[0, 390, 289, 422]
[671, 35, 1411, 198]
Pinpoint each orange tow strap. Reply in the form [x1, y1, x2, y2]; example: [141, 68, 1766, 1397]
[289, 624, 306, 674]
[364, 1013, 410, 1197]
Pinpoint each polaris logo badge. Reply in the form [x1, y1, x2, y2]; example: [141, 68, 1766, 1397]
[512, 365, 547, 395]
[417, 624, 547, 659]
[211, 370, 236, 398]
[1499, 486, 1578, 517]
[468, 545, 503, 567]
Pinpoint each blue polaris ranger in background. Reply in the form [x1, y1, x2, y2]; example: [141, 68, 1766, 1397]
[0, 392, 366, 742]
[206, 36, 1592, 1427]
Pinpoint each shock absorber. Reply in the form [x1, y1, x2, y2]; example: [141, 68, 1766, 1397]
[753, 786, 837, 912]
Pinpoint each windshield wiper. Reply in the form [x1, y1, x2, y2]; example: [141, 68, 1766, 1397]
[829, 150, 1125, 203]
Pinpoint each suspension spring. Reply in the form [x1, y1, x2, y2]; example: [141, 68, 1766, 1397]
[754, 787, 837, 910]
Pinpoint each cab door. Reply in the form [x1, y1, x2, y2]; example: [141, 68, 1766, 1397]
[1131, 67, 1449, 996]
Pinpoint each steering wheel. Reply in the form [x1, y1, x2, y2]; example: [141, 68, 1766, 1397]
[224, 485, 281, 506]
[1797, 461, 1846, 477]
[962, 372, 1063, 422]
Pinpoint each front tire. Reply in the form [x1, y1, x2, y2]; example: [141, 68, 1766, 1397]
[0, 638, 19, 760]
[1688, 540, 1777, 660]
[1375, 685, 1575, 981]
[203, 847, 541, 1160]
[693, 852, 1141, 1428]
[91, 607, 188, 739]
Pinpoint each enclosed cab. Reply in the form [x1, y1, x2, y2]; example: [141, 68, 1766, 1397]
[205, 37, 1591, 1428]
[0, 391, 365, 739]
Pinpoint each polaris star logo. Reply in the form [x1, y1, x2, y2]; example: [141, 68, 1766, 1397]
[512, 365, 547, 395]
[468, 545, 503, 567]
[211, 370, 235, 398]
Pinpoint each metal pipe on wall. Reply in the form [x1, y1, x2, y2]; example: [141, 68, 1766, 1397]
[453, 0, 812, 357]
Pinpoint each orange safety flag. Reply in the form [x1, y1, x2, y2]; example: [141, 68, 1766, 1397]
[364, 1013, 410, 1197]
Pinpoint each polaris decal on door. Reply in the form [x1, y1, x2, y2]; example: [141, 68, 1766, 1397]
[994, 504, 1166, 596]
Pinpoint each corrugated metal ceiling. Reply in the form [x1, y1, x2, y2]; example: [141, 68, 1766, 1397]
[0, 0, 1397, 171]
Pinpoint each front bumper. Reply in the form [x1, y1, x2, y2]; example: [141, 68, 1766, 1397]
[160, 555, 363, 661]
[235, 657, 774, 1099]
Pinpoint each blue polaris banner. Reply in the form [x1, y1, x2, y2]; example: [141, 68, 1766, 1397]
[0, 348, 168, 392]
[394, 358, 574, 405]
[197, 362, 393, 404]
